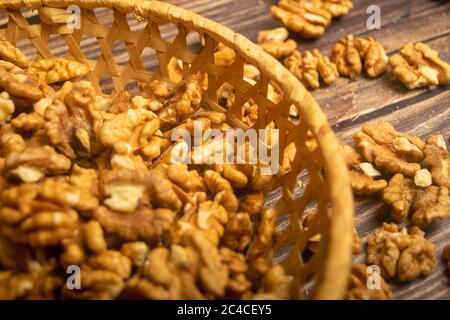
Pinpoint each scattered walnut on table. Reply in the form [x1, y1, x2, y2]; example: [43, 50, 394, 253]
[271, 0, 332, 38]
[382, 174, 416, 222]
[423, 134, 450, 188]
[28, 58, 90, 84]
[366, 223, 436, 282]
[0, 40, 29, 68]
[354, 36, 388, 78]
[332, 34, 362, 79]
[284, 49, 338, 89]
[341, 144, 387, 195]
[411, 185, 450, 228]
[317, 0, 353, 17]
[347, 264, 394, 300]
[353, 122, 424, 177]
[389, 43, 450, 89]
[257, 27, 297, 59]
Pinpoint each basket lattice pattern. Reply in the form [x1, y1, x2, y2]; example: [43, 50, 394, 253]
[0, 0, 353, 299]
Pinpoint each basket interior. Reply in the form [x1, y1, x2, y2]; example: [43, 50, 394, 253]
[0, 1, 352, 299]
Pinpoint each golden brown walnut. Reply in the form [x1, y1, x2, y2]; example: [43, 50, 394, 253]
[167, 57, 183, 83]
[354, 36, 388, 78]
[253, 265, 292, 299]
[222, 212, 253, 252]
[166, 163, 205, 192]
[284, 49, 338, 89]
[44, 82, 104, 159]
[59, 220, 107, 268]
[219, 248, 252, 297]
[332, 34, 362, 78]
[0, 66, 43, 101]
[214, 44, 236, 67]
[317, 0, 353, 17]
[11, 112, 45, 131]
[443, 244, 450, 270]
[139, 79, 177, 101]
[312, 48, 339, 85]
[120, 242, 148, 268]
[28, 58, 90, 84]
[0, 40, 29, 68]
[100, 170, 147, 213]
[172, 200, 229, 246]
[0, 183, 79, 247]
[0, 91, 14, 122]
[239, 191, 265, 217]
[158, 74, 203, 125]
[366, 223, 436, 282]
[125, 229, 229, 299]
[352, 227, 362, 255]
[94, 206, 175, 244]
[0, 259, 63, 300]
[63, 250, 132, 300]
[341, 144, 387, 194]
[271, 0, 332, 38]
[347, 264, 394, 300]
[247, 208, 277, 261]
[382, 174, 416, 222]
[423, 135, 450, 188]
[389, 43, 450, 89]
[5, 145, 71, 182]
[204, 170, 239, 212]
[257, 27, 297, 59]
[411, 186, 450, 228]
[354, 122, 424, 176]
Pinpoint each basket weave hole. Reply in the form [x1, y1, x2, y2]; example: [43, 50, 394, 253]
[47, 34, 70, 58]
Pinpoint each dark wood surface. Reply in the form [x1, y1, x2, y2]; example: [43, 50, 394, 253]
[167, 0, 450, 299]
[0, 0, 448, 299]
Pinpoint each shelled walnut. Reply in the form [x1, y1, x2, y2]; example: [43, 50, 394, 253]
[332, 35, 362, 79]
[353, 122, 424, 177]
[411, 186, 450, 228]
[354, 36, 388, 78]
[423, 135, 450, 188]
[28, 58, 90, 84]
[366, 223, 436, 282]
[347, 264, 394, 300]
[0, 40, 29, 68]
[257, 27, 297, 59]
[284, 49, 338, 89]
[271, 0, 332, 38]
[389, 43, 450, 89]
[342, 144, 387, 194]
[382, 174, 416, 222]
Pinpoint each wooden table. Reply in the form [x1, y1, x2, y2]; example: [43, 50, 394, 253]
[1, 0, 449, 299]
[168, 0, 450, 300]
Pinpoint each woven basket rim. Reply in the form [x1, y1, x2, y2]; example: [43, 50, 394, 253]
[0, 0, 354, 299]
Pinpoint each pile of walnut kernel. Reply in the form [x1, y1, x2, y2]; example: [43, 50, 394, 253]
[343, 121, 450, 299]
[0, 41, 294, 300]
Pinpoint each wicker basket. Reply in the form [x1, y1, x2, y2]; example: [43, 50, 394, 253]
[0, 0, 354, 299]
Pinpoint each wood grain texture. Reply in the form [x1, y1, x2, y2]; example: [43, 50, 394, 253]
[166, 0, 450, 299]
[0, 0, 448, 299]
